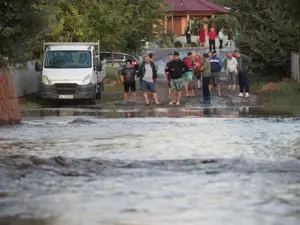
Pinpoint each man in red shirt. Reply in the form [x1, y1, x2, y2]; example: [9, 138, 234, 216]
[208, 28, 216, 52]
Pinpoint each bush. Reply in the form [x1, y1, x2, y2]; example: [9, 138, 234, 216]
[174, 41, 183, 48]
[191, 42, 198, 47]
[107, 67, 121, 83]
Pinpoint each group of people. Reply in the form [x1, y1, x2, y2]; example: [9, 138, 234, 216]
[120, 49, 251, 105]
[186, 26, 236, 51]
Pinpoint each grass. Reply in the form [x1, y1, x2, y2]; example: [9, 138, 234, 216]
[18, 97, 41, 108]
[104, 66, 140, 92]
[249, 73, 300, 115]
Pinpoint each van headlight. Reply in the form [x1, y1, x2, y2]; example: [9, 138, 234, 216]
[41, 75, 51, 85]
[81, 75, 91, 85]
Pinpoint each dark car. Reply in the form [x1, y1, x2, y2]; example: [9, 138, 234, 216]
[99, 52, 141, 70]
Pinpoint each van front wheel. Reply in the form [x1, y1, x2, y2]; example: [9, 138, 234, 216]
[96, 82, 103, 100]
[88, 93, 96, 105]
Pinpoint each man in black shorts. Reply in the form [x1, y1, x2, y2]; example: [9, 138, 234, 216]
[121, 59, 137, 104]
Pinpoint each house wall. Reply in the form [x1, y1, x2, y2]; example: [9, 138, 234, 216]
[167, 15, 212, 36]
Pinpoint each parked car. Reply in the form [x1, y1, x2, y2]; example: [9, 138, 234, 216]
[99, 52, 141, 70]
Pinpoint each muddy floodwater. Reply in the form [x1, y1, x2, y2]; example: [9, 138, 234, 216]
[1, 109, 300, 225]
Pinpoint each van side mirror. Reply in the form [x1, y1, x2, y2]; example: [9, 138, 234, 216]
[95, 61, 102, 71]
[35, 61, 43, 72]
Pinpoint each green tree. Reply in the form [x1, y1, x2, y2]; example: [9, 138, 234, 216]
[0, 0, 51, 67]
[46, 0, 89, 42]
[46, 0, 167, 53]
[211, 0, 300, 76]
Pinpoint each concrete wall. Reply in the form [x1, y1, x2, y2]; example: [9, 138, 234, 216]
[12, 61, 42, 97]
[291, 52, 300, 83]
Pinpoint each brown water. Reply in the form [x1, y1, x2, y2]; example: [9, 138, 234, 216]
[1, 110, 300, 225]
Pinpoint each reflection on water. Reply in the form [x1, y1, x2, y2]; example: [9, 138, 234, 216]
[0, 115, 300, 225]
[21, 106, 294, 119]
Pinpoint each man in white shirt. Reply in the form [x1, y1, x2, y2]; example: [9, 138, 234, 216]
[223, 53, 238, 91]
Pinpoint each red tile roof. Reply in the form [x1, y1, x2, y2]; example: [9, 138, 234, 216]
[165, 0, 229, 13]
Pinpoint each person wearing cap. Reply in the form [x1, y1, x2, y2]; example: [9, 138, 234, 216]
[165, 53, 174, 99]
[167, 51, 188, 105]
[200, 53, 211, 104]
[198, 26, 206, 48]
[234, 50, 252, 98]
[223, 52, 238, 91]
[209, 50, 223, 96]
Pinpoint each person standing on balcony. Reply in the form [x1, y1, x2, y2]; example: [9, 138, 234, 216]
[185, 26, 192, 47]
[198, 26, 206, 47]
[218, 29, 225, 50]
[208, 28, 216, 52]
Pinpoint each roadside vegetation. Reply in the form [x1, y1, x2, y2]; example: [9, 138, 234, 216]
[210, 0, 300, 113]
[0, 0, 167, 67]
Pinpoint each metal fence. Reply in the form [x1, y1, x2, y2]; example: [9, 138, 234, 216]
[291, 52, 300, 83]
[11, 61, 42, 97]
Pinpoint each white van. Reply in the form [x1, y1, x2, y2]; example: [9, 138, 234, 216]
[35, 41, 107, 105]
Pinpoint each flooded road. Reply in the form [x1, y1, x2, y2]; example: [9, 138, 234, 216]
[1, 111, 300, 225]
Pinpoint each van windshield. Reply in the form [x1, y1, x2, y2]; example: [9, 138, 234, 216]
[44, 51, 92, 68]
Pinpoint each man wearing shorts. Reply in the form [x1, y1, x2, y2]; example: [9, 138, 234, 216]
[201, 53, 211, 104]
[166, 51, 187, 105]
[121, 59, 137, 104]
[148, 53, 158, 102]
[209, 50, 223, 96]
[183, 52, 194, 97]
[195, 50, 202, 89]
[138, 55, 160, 105]
[165, 53, 173, 99]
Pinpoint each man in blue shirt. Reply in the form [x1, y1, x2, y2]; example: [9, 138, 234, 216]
[209, 51, 223, 96]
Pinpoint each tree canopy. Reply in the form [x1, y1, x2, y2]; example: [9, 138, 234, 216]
[211, 0, 300, 76]
[0, 0, 51, 67]
[0, 0, 166, 67]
